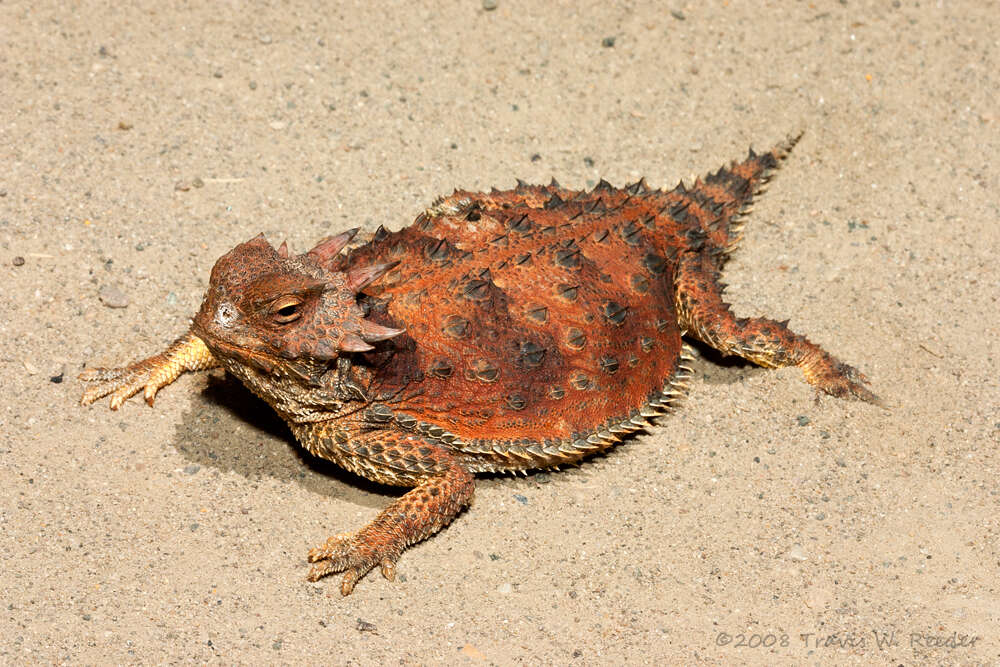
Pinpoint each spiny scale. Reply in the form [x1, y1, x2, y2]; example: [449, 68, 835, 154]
[81, 133, 878, 595]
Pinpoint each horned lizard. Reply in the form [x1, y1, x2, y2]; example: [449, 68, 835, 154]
[81, 135, 877, 595]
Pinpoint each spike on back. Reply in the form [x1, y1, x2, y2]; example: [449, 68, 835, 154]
[345, 261, 400, 293]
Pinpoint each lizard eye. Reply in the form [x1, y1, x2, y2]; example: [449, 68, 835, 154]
[271, 297, 303, 324]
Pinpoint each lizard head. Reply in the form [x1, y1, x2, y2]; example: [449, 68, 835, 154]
[192, 230, 404, 377]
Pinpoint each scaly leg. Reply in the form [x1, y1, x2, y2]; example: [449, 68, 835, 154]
[302, 427, 475, 595]
[80, 331, 219, 409]
[675, 253, 879, 403]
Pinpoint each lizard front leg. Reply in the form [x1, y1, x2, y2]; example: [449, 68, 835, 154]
[296, 423, 475, 595]
[674, 252, 879, 403]
[80, 331, 219, 409]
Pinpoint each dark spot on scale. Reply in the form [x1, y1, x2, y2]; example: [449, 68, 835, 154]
[509, 214, 532, 233]
[428, 359, 454, 379]
[631, 274, 650, 294]
[667, 200, 691, 224]
[506, 394, 527, 410]
[518, 341, 546, 368]
[620, 221, 642, 246]
[471, 359, 500, 383]
[640, 336, 655, 353]
[643, 252, 667, 276]
[368, 404, 393, 422]
[524, 304, 548, 324]
[602, 300, 627, 326]
[565, 328, 587, 350]
[463, 278, 491, 301]
[554, 245, 582, 269]
[570, 373, 592, 391]
[425, 237, 450, 261]
[548, 386, 565, 400]
[443, 314, 469, 338]
[599, 356, 619, 374]
[556, 284, 579, 302]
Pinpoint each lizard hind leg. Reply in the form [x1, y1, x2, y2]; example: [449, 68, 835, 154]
[674, 253, 879, 404]
[303, 429, 476, 595]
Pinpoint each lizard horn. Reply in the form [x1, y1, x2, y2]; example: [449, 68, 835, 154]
[359, 320, 405, 342]
[307, 227, 360, 265]
[337, 332, 375, 353]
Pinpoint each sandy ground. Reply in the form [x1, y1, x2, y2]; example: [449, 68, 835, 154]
[2, 1, 997, 664]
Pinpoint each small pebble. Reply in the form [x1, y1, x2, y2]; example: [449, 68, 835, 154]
[117, 121, 133, 130]
[796, 415, 811, 426]
[192, 177, 205, 188]
[12, 256, 25, 266]
[461, 644, 487, 660]
[530, 153, 541, 162]
[513, 494, 528, 504]
[482, 0, 497, 9]
[787, 544, 807, 561]
[356, 618, 377, 633]
[174, 181, 191, 192]
[601, 36, 616, 48]
[249, 80, 257, 90]
[0, 189, 7, 197]
[98, 285, 130, 308]
[269, 120, 286, 130]
[583, 157, 594, 167]
[671, 10, 686, 20]
[183, 464, 201, 475]
[50, 371, 64, 384]
[497, 582, 512, 594]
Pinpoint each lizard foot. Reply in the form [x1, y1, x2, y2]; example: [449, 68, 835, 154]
[80, 356, 175, 409]
[79, 332, 217, 409]
[801, 351, 881, 405]
[307, 531, 399, 596]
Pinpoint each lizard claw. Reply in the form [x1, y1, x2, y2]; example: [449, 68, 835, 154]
[801, 352, 882, 405]
[79, 333, 217, 410]
[306, 531, 400, 596]
[79, 356, 170, 409]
